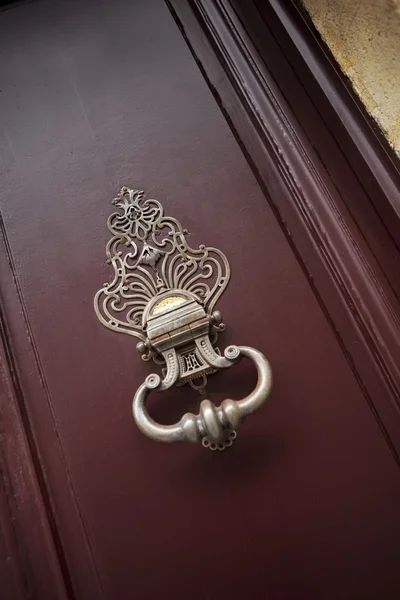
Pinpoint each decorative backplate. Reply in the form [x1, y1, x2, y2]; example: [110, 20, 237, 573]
[94, 187, 272, 450]
[94, 187, 230, 345]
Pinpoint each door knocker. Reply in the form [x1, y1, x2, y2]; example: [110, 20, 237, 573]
[94, 187, 272, 450]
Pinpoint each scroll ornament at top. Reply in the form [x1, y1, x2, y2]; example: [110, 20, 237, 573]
[94, 187, 230, 343]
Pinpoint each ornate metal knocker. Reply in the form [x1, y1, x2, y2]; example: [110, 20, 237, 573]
[94, 187, 272, 450]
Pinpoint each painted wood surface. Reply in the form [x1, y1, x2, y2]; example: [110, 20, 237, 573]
[1, 0, 400, 598]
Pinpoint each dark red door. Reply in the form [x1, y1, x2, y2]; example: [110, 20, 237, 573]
[1, 1, 400, 599]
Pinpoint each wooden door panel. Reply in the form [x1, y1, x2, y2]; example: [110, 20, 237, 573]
[1, 1, 400, 599]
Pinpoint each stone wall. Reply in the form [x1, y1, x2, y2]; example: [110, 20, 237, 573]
[302, 0, 400, 155]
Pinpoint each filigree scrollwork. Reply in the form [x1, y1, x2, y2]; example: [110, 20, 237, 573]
[94, 187, 272, 450]
[94, 187, 230, 343]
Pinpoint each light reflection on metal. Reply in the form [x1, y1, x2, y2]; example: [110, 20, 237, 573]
[94, 187, 272, 450]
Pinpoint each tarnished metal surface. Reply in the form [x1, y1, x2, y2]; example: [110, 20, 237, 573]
[133, 346, 272, 451]
[95, 187, 272, 448]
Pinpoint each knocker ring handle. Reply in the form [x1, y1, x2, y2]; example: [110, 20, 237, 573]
[133, 346, 272, 449]
[95, 187, 274, 451]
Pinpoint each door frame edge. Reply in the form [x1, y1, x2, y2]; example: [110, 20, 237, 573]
[166, 0, 400, 461]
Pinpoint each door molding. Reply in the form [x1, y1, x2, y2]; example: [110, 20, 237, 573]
[0, 218, 71, 600]
[166, 0, 400, 460]
[0, 219, 106, 600]
[258, 0, 400, 243]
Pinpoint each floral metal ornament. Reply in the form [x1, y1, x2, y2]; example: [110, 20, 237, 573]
[109, 188, 162, 240]
[95, 186, 230, 343]
[95, 187, 272, 450]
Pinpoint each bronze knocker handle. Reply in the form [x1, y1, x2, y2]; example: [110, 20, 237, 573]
[132, 346, 272, 450]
